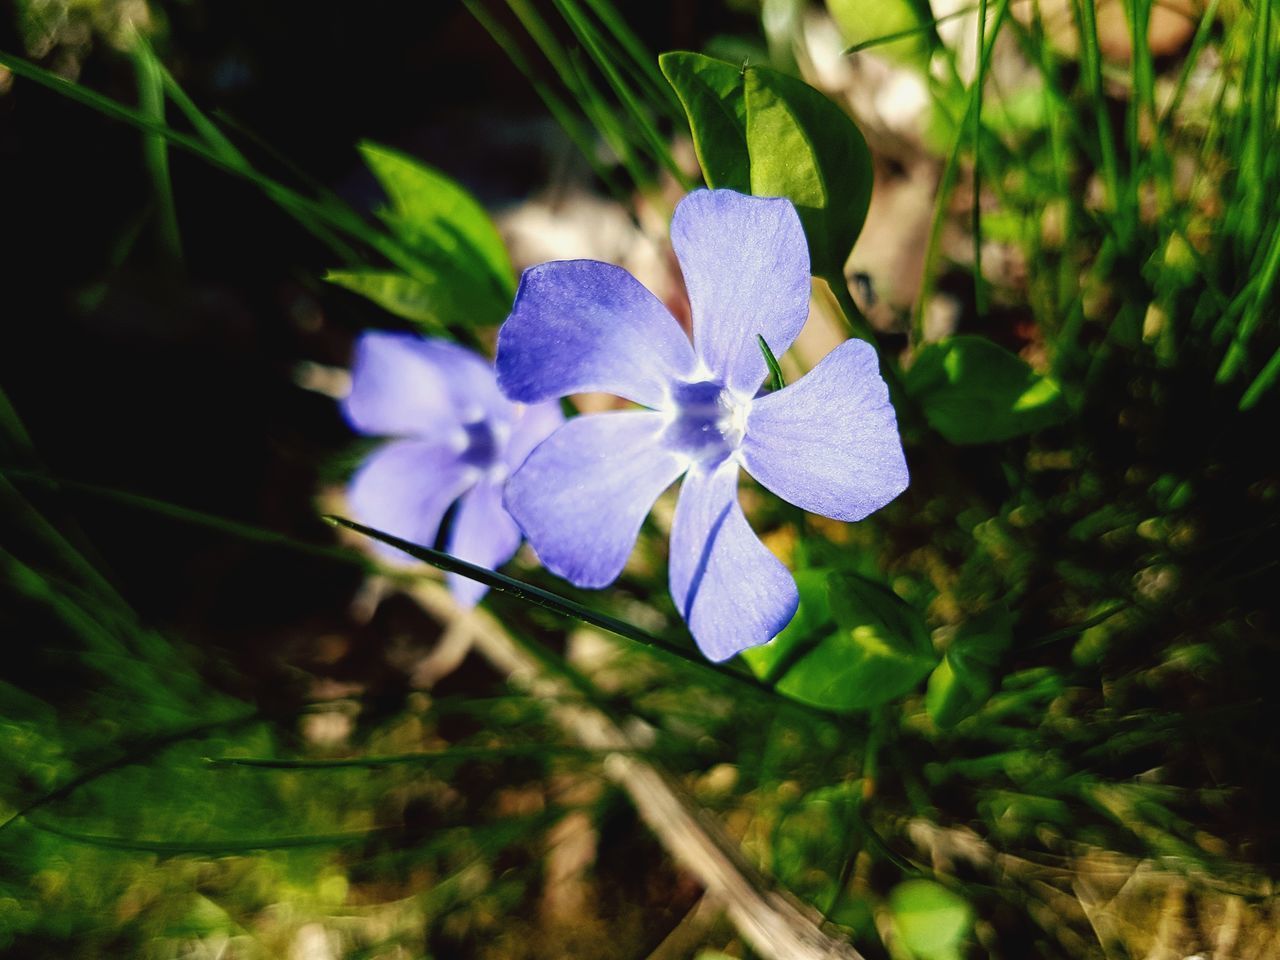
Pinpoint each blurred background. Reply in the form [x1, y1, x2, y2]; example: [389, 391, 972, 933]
[3, 0, 1279, 957]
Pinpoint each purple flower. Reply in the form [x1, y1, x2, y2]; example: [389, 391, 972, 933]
[495, 189, 909, 661]
[341, 331, 563, 606]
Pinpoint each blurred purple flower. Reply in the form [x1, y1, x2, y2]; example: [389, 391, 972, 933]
[495, 189, 908, 661]
[341, 331, 563, 606]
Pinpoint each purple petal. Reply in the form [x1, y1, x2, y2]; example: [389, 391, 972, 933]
[742, 339, 908, 522]
[504, 411, 687, 588]
[347, 440, 475, 562]
[496, 260, 697, 408]
[446, 478, 522, 607]
[669, 461, 799, 662]
[502, 400, 565, 472]
[671, 190, 811, 396]
[343, 331, 509, 440]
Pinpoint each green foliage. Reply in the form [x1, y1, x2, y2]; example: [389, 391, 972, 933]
[925, 603, 1013, 728]
[888, 879, 973, 960]
[905, 335, 1069, 444]
[334, 142, 515, 330]
[744, 66, 874, 279]
[745, 570, 934, 712]
[770, 780, 865, 925]
[325, 269, 479, 334]
[360, 142, 514, 295]
[662, 52, 874, 278]
[658, 52, 749, 191]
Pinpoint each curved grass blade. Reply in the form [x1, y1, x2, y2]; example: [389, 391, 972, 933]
[29, 819, 395, 854]
[841, 4, 977, 55]
[207, 744, 626, 770]
[130, 34, 182, 266]
[0, 50, 423, 279]
[325, 515, 831, 717]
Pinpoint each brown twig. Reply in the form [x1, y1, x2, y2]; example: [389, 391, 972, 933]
[402, 580, 866, 960]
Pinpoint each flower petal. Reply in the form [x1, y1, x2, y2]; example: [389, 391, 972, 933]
[671, 190, 811, 396]
[347, 440, 475, 562]
[343, 331, 509, 439]
[742, 338, 908, 522]
[502, 400, 565, 472]
[504, 411, 687, 588]
[446, 478, 523, 607]
[496, 260, 697, 408]
[669, 461, 799, 662]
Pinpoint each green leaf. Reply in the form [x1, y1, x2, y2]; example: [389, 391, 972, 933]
[358, 141, 516, 298]
[658, 51, 750, 191]
[925, 604, 1013, 729]
[889, 879, 973, 960]
[325, 270, 457, 332]
[745, 570, 934, 712]
[827, 0, 934, 66]
[757, 333, 786, 390]
[743, 65, 874, 277]
[771, 781, 862, 916]
[905, 335, 1069, 444]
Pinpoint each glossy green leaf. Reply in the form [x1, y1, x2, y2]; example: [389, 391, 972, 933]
[889, 879, 973, 960]
[358, 141, 515, 297]
[742, 568, 832, 682]
[925, 604, 1013, 728]
[658, 52, 750, 191]
[745, 570, 933, 712]
[905, 335, 1069, 444]
[324, 270, 455, 333]
[743, 65, 874, 277]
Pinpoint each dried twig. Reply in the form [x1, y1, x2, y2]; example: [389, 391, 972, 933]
[404, 581, 866, 960]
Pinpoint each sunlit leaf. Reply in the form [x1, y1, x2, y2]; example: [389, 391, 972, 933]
[323, 269, 501, 333]
[745, 570, 934, 712]
[905, 335, 1069, 444]
[358, 141, 515, 298]
[889, 879, 973, 960]
[659, 52, 750, 191]
[743, 65, 874, 278]
[925, 604, 1013, 728]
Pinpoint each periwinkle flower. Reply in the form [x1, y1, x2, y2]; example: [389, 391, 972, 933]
[495, 189, 909, 661]
[341, 331, 562, 606]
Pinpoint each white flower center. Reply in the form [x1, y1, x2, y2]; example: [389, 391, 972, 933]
[663, 380, 750, 467]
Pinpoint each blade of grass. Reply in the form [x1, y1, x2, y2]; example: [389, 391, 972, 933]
[972, 0, 990, 318]
[130, 34, 182, 266]
[327, 515, 835, 719]
[1158, 0, 1222, 131]
[757, 334, 786, 391]
[463, 0, 630, 202]
[207, 744, 628, 770]
[553, 0, 691, 188]
[912, 0, 1010, 343]
[1216, 220, 1280, 382]
[580, 0, 682, 115]
[0, 711, 259, 835]
[1072, 0, 1122, 220]
[1239, 344, 1280, 410]
[502, 0, 662, 192]
[842, 4, 978, 55]
[0, 51, 424, 278]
